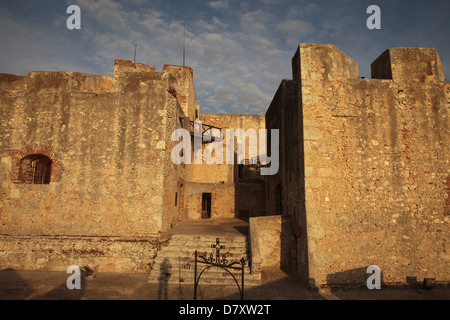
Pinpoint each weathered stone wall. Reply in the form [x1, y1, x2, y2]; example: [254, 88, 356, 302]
[161, 98, 188, 231]
[249, 215, 286, 269]
[235, 181, 265, 218]
[265, 78, 307, 276]
[184, 182, 235, 219]
[199, 113, 266, 161]
[0, 68, 171, 237]
[163, 64, 198, 121]
[0, 61, 194, 272]
[280, 44, 449, 288]
[0, 234, 163, 273]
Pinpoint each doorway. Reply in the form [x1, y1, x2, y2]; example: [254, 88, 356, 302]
[202, 193, 211, 219]
[275, 184, 282, 215]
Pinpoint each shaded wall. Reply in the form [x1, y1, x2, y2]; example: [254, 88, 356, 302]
[265, 78, 308, 281]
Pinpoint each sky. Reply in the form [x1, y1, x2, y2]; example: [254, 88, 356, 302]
[0, 0, 448, 114]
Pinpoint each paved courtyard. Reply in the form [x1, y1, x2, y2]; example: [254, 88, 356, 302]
[0, 267, 449, 300]
[1, 219, 448, 301]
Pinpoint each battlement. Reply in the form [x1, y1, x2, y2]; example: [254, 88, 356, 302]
[0, 60, 195, 91]
[0, 60, 198, 120]
[113, 59, 156, 78]
[371, 47, 445, 83]
[0, 68, 116, 93]
[292, 44, 359, 82]
[293, 43, 446, 83]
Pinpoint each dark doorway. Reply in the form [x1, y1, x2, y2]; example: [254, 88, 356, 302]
[202, 193, 211, 219]
[275, 184, 282, 215]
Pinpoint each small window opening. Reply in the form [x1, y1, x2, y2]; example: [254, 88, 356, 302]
[20, 154, 52, 184]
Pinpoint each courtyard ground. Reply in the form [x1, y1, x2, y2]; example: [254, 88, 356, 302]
[1, 218, 448, 301]
[0, 267, 448, 300]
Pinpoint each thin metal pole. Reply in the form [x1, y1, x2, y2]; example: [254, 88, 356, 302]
[241, 258, 245, 300]
[194, 250, 198, 300]
[183, 24, 186, 66]
[134, 43, 137, 62]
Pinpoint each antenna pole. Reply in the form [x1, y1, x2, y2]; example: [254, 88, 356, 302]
[134, 43, 137, 62]
[183, 24, 186, 66]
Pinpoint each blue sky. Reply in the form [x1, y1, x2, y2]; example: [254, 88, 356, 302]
[0, 0, 448, 114]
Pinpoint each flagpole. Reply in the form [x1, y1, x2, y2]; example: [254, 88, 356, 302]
[183, 24, 186, 66]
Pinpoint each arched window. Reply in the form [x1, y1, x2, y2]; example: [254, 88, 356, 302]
[20, 154, 52, 184]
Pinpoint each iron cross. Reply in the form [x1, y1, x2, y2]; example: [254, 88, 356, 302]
[211, 238, 225, 263]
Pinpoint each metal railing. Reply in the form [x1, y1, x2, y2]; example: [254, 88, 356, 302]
[193, 238, 246, 300]
[189, 121, 223, 142]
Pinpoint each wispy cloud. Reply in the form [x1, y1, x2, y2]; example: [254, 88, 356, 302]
[208, 0, 229, 10]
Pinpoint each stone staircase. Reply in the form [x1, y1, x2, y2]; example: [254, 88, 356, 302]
[148, 233, 261, 286]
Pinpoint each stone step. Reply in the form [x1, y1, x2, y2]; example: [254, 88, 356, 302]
[161, 238, 248, 250]
[148, 267, 261, 286]
[149, 231, 260, 286]
[151, 259, 253, 274]
[151, 252, 251, 268]
[149, 276, 261, 286]
[158, 246, 249, 256]
[153, 250, 249, 260]
[150, 265, 255, 278]
[160, 242, 248, 251]
[169, 234, 248, 242]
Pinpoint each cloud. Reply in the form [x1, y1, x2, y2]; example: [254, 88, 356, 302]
[195, 17, 227, 33]
[277, 19, 314, 36]
[240, 10, 272, 35]
[188, 32, 246, 68]
[232, 83, 272, 114]
[277, 19, 315, 46]
[208, 0, 229, 9]
[197, 80, 216, 88]
[287, 2, 320, 19]
[74, 0, 129, 31]
[204, 84, 238, 111]
[135, 9, 166, 35]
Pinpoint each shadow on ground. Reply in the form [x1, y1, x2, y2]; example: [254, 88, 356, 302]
[0, 267, 449, 300]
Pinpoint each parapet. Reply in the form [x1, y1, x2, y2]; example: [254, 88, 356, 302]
[292, 44, 446, 84]
[113, 59, 156, 78]
[0, 71, 115, 93]
[162, 64, 197, 120]
[0, 73, 26, 91]
[163, 64, 194, 79]
[371, 47, 445, 83]
[292, 44, 359, 82]
[0, 60, 197, 99]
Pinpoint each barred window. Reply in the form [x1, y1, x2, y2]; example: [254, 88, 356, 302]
[20, 155, 52, 184]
